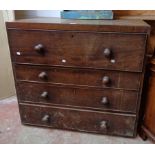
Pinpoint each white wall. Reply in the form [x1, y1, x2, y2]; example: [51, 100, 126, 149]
[33, 10, 61, 17]
[0, 11, 15, 99]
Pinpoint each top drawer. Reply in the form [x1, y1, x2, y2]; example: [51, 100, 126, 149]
[8, 30, 146, 72]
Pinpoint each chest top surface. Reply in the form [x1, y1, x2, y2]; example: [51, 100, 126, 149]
[6, 17, 150, 33]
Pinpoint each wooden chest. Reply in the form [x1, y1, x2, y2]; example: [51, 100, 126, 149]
[6, 18, 150, 137]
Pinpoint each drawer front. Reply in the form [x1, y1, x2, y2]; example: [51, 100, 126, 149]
[19, 104, 136, 137]
[15, 65, 141, 90]
[9, 30, 146, 71]
[16, 82, 138, 113]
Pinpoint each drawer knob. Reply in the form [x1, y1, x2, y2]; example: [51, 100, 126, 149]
[38, 71, 47, 79]
[100, 121, 108, 130]
[42, 114, 50, 123]
[103, 48, 111, 58]
[101, 97, 109, 105]
[34, 44, 44, 54]
[40, 91, 48, 98]
[102, 76, 110, 85]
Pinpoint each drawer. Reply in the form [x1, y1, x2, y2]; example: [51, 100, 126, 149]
[15, 65, 141, 90]
[8, 30, 146, 72]
[16, 82, 139, 113]
[19, 103, 136, 137]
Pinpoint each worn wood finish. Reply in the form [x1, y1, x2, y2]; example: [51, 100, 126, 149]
[16, 82, 139, 113]
[138, 20, 155, 142]
[14, 64, 141, 90]
[114, 10, 155, 20]
[114, 10, 155, 17]
[8, 29, 147, 72]
[140, 59, 155, 142]
[6, 18, 150, 137]
[19, 103, 136, 137]
[6, 18, 150, 33]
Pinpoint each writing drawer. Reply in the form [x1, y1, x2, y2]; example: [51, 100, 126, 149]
[16, 82, 138, 113]
[9, 30, 146, 72]
[19, 103, 136, 137]
[15, 65, 141, 90]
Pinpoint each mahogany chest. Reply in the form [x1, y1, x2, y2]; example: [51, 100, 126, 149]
[6, 18, 150, 137]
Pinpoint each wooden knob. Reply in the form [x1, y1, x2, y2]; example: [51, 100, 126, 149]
[42, 114, 50, 123]
[34, 44, 44, 54]
[103, 48, 111, 58]
[38, 72, 47, 79]
[100, 121, 108, 130]
[102, 76, 110, 85]
[101, 97, 109, 105]
[40, 91, 48, 98]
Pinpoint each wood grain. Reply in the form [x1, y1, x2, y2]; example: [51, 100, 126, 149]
[8, 29, 147, 72]
[6, 17, 150, 33]
[14, 64, 141, 90]
[19, 103, 136, 137]
[141, 59, 155, 142]
[16, 82, 139, 113]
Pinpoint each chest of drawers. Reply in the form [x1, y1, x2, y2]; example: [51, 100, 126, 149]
[6, 18, 150, 137]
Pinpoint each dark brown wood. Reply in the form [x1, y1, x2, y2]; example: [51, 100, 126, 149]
[6, 18, 150, 137]
[141, 125, 155, 142]
[140, 59, 155, 142]
[41, 114, 50, 123]
[8, 29, 147, 72]
[6, 17, 150, 33]
[103, 48, 112, 59]
[40, 91, 48, 98]
[14, 64, 141, 90]
[34, 44, 45, 55]
[38, 71, 47, 80]
[16, 82, 139, 113]
[114, 10, 155, 20]
[101, 97, 109, 105]
[19, 103, 136, 137]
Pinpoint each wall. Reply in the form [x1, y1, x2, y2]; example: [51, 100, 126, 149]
[0, 11, 15, 99]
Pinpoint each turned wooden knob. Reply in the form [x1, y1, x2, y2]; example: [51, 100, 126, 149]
[102, 76, 110, 85]
[34, 44, 44, 54]
[42, 114, 50, 123]
[100, 121, 108, 130]
[101, 97, 109, 105]
[40, 91, 48, 98]
[38, 71, 47, 79]
[103, 48, 111, 58]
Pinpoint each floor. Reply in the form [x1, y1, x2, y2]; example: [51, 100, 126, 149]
[0, 96, 152, 144]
